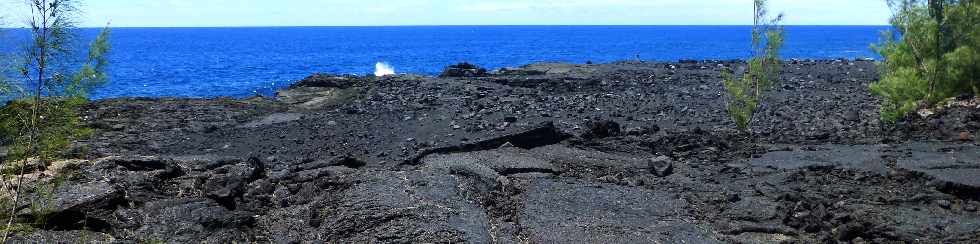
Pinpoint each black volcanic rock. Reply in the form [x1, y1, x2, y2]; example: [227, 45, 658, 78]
[440, 62, 488, 77]
[583, 120, 622, 139]
[648, 156, 674, 177]
[19, 60, 977, 243]
[291, 73, 360, 88]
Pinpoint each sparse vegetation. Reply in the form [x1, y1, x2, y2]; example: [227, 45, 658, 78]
[0, 174, 68, 235]
[1, 20, 11, 96]
[0, 0, 110, 239]
[871, 0, 980, 122]
[723, 0, 785, 132]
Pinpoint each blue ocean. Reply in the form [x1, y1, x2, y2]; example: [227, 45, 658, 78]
[14, 26, 891, 99]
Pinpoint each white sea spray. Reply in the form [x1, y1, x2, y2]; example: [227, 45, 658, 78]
[375, 62, 395, 76]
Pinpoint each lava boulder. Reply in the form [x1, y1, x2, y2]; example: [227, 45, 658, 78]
[291, 73, 359, 88]
[440, 63, 488, 78]
[582, 120, 622, 139]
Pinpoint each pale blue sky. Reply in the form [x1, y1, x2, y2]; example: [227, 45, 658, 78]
[2, 0, 892, 27]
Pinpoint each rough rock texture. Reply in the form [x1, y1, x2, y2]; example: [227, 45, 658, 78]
[441, 63, 489, 78]
[6, 60, 979, 243]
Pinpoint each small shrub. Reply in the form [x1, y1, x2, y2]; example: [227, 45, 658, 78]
[723, 72, 760, 131]
[0, 0, 111, 240]
[0, 223, 36, 236]
[28, 178, 61, 229]
[723, 0, 785, 132]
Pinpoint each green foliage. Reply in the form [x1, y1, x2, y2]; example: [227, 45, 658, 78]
[0, 1, 109, 164]
[0, 223, 37, 236]
[723, 0, 785, 132]
[0, 97, 92, 163]
[1, 27, 12, 96]
[871, 0, 980, 122]
[0, 27, 111, 163]
[0, 173, 69, 234]
[0, 0, 110, 240]
[27, 173, 71, 229]
[723, 72, 760, 131]
[69, 27, 111, 98]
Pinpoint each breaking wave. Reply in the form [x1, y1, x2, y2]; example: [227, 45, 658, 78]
[375, 62, 395, 76]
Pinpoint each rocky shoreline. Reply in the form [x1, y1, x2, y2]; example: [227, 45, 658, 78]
[7, 60, 980, 243]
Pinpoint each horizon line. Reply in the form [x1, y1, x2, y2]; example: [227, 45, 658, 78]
[66, 24, 892, 28]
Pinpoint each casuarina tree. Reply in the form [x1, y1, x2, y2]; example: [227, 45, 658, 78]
[871, 0, 980, 122]
[722, 0, 785, 132]
[0, 0, 110, 238]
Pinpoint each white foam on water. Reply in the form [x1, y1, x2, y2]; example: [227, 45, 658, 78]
[374, 62, 395, 76]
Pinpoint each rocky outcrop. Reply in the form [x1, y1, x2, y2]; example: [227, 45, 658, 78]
[290, 73, 364, 89]
[439, 62, 488, 78]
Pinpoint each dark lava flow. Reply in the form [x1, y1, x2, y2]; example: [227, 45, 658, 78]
[9, 60, 980, 243]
